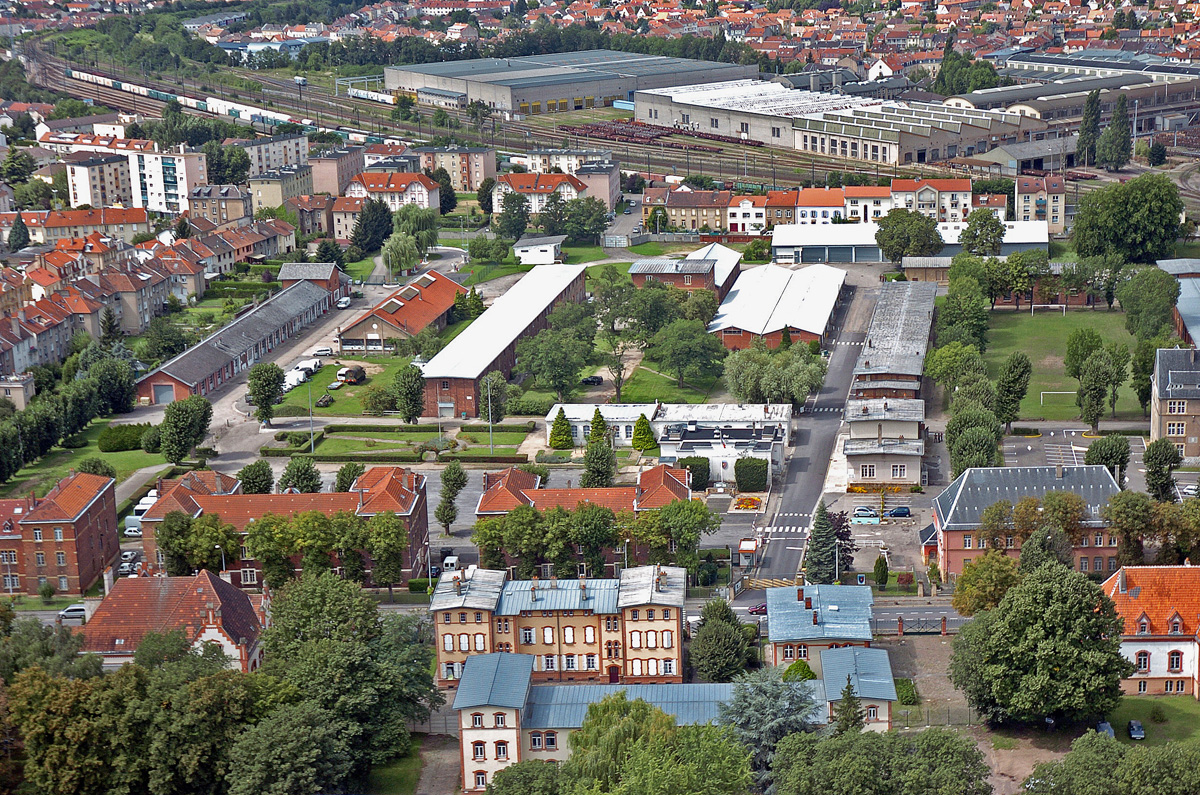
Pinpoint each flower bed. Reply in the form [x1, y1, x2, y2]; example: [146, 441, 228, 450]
[733, 496, 762, 511]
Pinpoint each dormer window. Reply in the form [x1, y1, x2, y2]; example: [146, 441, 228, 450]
[1172, 619, 1182, 634]
[1139, 621, 1149, 635]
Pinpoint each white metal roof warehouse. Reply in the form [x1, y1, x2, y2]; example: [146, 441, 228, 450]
[771, 220, 1049, 264]
[708, 263, 846, 342]
[420, 264, 587, 379]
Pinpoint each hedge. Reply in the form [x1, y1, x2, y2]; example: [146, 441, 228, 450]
[277, 452, 424, 463]
[98, 422, 155, 452]
[212, 280, 282, 291]
[677, 456, 710, 487]
[61, 433, 89, 449]
[272, 405, 310, 417]
[439, 453, 528, 464]
[734, 458, 768, 492]
[407, 578, 431, 593]
[325, 423, 430, 434]
[1011, 427, 1040, 436]
[508, 395, 556, 416]
[460, 421, 536, 433]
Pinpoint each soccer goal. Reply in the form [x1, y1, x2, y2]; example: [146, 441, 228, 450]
[1029, 304, 1067, 316]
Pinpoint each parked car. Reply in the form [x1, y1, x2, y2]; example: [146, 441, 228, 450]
[336, 296, 352, 309]
[748, 602, 767, 615]
[885, 506, 912, 517]
[581, 375, 603, 386]
[1097, 721, 1115, 738]
[852, 506, 879, 518]
[124, 527, 143, 537]
[313, 346, 334, 357]
[1182, 483, 1198, 497]
[623, 208, 632, 215]
[58, 604, 87, 622]
[1128, 720, 1145, 740]
[429, 565, 442, 579]
[120, 551, 139, 563]
[118, 561, 135, 575]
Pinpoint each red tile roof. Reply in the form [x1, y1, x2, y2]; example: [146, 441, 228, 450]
[634, 465, 691, 508]
[844, 186, 892, 198]
[890, 178, 972, 193]
[195, 493, 362, 531]
[350, 172, 439, 193]
[143, 470, 241, 521]
[341, 271, 466, 339]
[477, 467, 541, 514]
[1103, 566, 1200, 636]
[332, 197, 366, 214]
[476, 465, 689, 515]
[498, 172, 587, 195]
[794, 187, 846, 207]
[81, 570, 262, 655]
[352, 466, 425, 515]
[24, 472, 112, 523]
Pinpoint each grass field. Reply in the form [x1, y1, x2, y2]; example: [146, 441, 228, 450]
[1109, 696, 1200, 746]
[621, 366, 716, 404]
[1048, 239, 1079, 263]
[457, 431, 528, 446]
[440, 317, 475, 343]
[983, 310, 1141, 422]
[586, 262, 632, 291]
[366, 735, 424, 795]
[562, 245, 609, 264]
[277, 356, 412, 416]
[461, 259, 533, 286]
[0, 419, 164, 498]
[344, 253, 378, 282]
[313, 436, 425, 456]
[448, 447, 523, 458]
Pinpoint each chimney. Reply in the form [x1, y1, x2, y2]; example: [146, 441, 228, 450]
[797, 587, 804, 601]
[550, 575, 558, 590]
[805, 597, 812, 609]
[531, 575, 539, 601]
[812, 611, 818, 625]
[579, 575, 588, 601]
[1119, 568, 1127, 594]
[453, 576, 462, 595]
[809, 73, 820, 92]
[1056, 464, 1064, 479]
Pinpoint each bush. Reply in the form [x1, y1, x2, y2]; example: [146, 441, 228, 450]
[909, 485, 923, 493]
[272, 404, 310, 417]
[895, 678, 920, 706]
[676, 456, 710, 488]
[325, 423, 428, 434]
[440, 453, 528, 464]
[896, 572, 914, 587]
[1150, 704, 1168, 724]
[407, 578, 431, 593]
[1011, 427, 1040, 437]
[140, 426, 161, 454]
[61, 433, 89, 449]
[38, 581, 56, 603]
[194, 447, 218, 459]
[508, 395, 556, 416]
[734, 458, 768, 492]
[535, 450, 575, 464]
[460, 421, 536, 433]
[274, 431, 289, 442]
[98, 422, 154, 452]
[259, 451, 423, 463]
[286, 431, 310, 447]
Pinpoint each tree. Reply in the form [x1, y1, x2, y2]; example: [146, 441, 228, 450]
[279, 456, 321, 493]
[614, 724, 753, 795]
[805, 501, 837, 584]
[1022, 730, 1125, 795]
[564, 197, 610, 244]
[392, 204, 440, 256]
[263, 572, 381, 658]
[237, 460, 274, 494]
[958, 208, 1005, 256]
[1148, 140, 1168, 167]
[99, 307, 123, 347]
[315, 238, 345, 270]
[334, 462, 366, 494]
[649, 319, 726, 388]
[782, 659, 816, 681]
[560, 692, 677, 792]
[832, 675, 865, 736]
[995, 351, 1032, 433]
[1074, 175, 1184, 264]
[631, 413, 655, 451]
[602, 336, 637, 403]
[874, 208, 943, 264]
[477, 177, 496, 215]
[367, 512, 409, 600]
[487, 761, 562, 795]
[5, 212, 28, 251]
[1018, 525, 1074, 574]
[479, 370, 508, 423]
[948, 563, 1133, 725]
[1078, 349, 1116, 433]
[158, 394, 213, 465]
[1064, 327, 1104, 383]
[924, 341, 987, 391]
[496, 191, 531, 240]
[1085, 433, 1131, 486]
[1096, 94, 1131, 171]
[0, 149, 33, 185]
[1118, 265, 1181, 341]
[1075, 90, 1101, 168]
[226, 702, 352, 795]
[382, 231, 421, 276]
[349, 198, 393, 253]
[1146, 436, 1183, 503]
[517, 328, 590, 402]
[143, 315, 188, 361]
[872, 555, 889, 590]
[952, 550, 1020, 616]
[587, 407, 610, 445]
[951, 426, 998, 477]
[938, 276, 990, 350]
[76, 457, 116, 479]
[88, 357, 136, 415]
[659, 500, 721, 574]
[248, 363, 286, 425]
[539, 190, 568, 236]
[1132, 334, 1172, 416]
[718, 665, 819, 793]
[691, 617, 749, 683]
[389, 365, 425, 424]
[954, 372, 996, 412]
[429, 166, 457, 215]
[434, 499, 457, 535]
[441, 460, 468, 501]
[549, 407, 574, 449]
[580, 439, 615, 488]
[1102, 490, 1153, 566]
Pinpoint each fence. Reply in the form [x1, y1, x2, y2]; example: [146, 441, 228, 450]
[892, 703, 981, 728]
[870, 615, 970, 635]
[409, 710, 460, 737]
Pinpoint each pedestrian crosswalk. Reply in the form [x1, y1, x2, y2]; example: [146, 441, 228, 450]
[762, 526, 808, 536]
[777, 512, 810, 518]
[834, 340, 863, 347]
[807, 407, 841, 414]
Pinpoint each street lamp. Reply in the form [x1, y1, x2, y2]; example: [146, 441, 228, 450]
[215, 544, 226, 573]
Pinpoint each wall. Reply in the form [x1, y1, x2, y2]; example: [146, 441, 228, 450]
[1119, 638, 1197, 697]
[460, 707, 521, 792]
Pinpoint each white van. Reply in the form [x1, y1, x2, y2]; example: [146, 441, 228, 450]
[442, 556, 460, 573]
[294, 358, 323, 373]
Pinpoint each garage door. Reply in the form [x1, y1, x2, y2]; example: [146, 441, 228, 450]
[152, 384, 176, 405]
[827, 246, 854, 263]
[438, 401, 455, 418]
[801, 247, 825, 263]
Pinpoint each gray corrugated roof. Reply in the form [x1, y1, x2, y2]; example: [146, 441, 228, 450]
[1157, 259, 1200, 276]
[766, 584, 874, 643]
[514, 234, 567, 249]
[1177, 276, 1200, 342]
[1154, 347, 1200, 399]
[617, 565, 686, 608]
[933, 465, 1119, 532]
[844, 398, 925, 423]
[452, 653, 534, 710]
[277, 262, 337, 282]
[496, 577, 620, 615]
[430, 568, 506, 612]
[820, 647, 897, 702]
[629, 258, 715, 275]
[843, 438, 925, 457]
[852, 282, 936, 380]
[524, 682, 735, 728]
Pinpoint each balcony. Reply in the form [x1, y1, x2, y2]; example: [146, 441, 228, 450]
[1035, 198, 1046, 206]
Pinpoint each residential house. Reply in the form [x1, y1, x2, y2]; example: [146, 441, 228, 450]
[843, 185, 893, 221]
[0, 372, 35, 410]
[0, 208, 151, 246]
[345, 172, 440, 212]
[844, 398, 924, 488]
[972, 193, 1008, 221]
[338, 271, 466, 351]
[573, 161, 621, 211]
[187, 185, 253, 231]
[332, 196, 366, 242]
[492, 173, 586, 215]
[889, 178, 973, 222]
[1104, 566, 1200, 697]
[277, 261, 348, 297]
[793, 187, 846, 224]
[1016, 175, 1066, 234]
[474, 463, 690, 522]
[1150, 347, 1200, 459]
[524, 148, 612, 174]
[644, 188, 731, 232]
[544, 402, 792, 449]
[726, 195, 768, 234]
[229, 133, 309, 177]
[284, 194, 335, 237]
[413, 145, 496, 192]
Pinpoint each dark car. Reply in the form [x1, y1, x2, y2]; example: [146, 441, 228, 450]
[747, 602, 767, 615]
[1128, 720, 1145, 740]
[1097, 721, 1115, 738]
[885, 506, 912, 517]
[429, 565, 442, 579]
[581, 375, 603, 386]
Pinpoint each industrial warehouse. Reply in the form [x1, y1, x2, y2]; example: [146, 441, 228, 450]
[633, 80, 1048, 165]
[383, 50, 757, 117]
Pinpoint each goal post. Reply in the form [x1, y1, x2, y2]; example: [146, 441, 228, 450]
[1030, 303, 1067, 316]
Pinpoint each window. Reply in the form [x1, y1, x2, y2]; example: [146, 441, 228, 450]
[586, 654, 597, 670]
[1168, 400, 1188, 414]
[860, 464, 876, 479]
[565, 654, 577, 671]
[867, 706, 878, 721]
[663, 630, 673, 648]
[710, 118, 719, 129]
[662, 609, 670, 620]
[630, 631, 642, 649]
[56, 552, 65, 566]
[783, 645, 795, 660]
[563, 626, 575, 644]
[472, 742, 486, 760]
[891, 464, 907, 479]
[459, 634, 470, 651]
[646, 631, 657, 648]
[32, 530, 41, 542]
[1170, 651, 1184, 671]
[544, 654, 557, 671]
[459, 612, 467, 624]
[494, 713, 506, 727]
[963, 536, 972, 549]
[624, 425, 633, 438]
[631, 609, 639, 621]
[475, 634, 486, 651]
[1138, 681, 1147, 693]
[584, 626, 595, 644]
[497, 618, 510, 633]
[545, 732, 558, 750]
[797, 644, 808, 659]
[35, 553, 44, 566]
[472, 713, 483, 728]
[475, 612, 483, 623]
[1168, 422, 1186, 436]
[495, 742, 508, 760]
[631, 659, 643, 676]
[521, 627, 534, 645]
[1136, 651, 1150, 672]
[1172, 620, 1182, 634]
[1166, 680, 1175, 693]
[531, 732, 543, 750]
[53, 528, 63, 542]
[543, 626, 554, 645]
[771, 126, 781, 138]
[605, 616, 619, 632]
[1139, 621, 1149, 634]
[58, 576, 67, 591]
[1006, 536, 1015, 548]
[242, 568, 258, 585]
[1080, 558, 1089, 572]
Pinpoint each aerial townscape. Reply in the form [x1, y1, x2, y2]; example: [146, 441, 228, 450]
[5, 0, 1200, 791]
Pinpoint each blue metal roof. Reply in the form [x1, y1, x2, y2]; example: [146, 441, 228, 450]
[766, 584, 874, 643]
[820, 647, 897, 703]
[452, 653, 535, 711]
[495, 577, 621, 615]
[524, 683, 735, 729]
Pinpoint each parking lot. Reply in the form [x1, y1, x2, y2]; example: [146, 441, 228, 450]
[1002, 429, 1148, 492]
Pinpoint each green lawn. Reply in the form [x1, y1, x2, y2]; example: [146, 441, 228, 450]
[313, 436, 424, 456]
[448, 447, 523, 458]
[457, 431, 528, 446]
[1109, 696, 1200, 746]
[628, 242, 666, 257]
[344, 253, 378, 282]
[333, 431, 442, 443]
[983, 310, 1141, 421]
[440, 317, 475, 342]
[621, 366, 715, 404]
[462, 258, 534, 286]
[562, 245, 608, 264]
[1174, 241, 1200, 258]
[1048, 239, 1079, 263]
[277, 356, 412, 416]
[0, 419, 165, 498]
[366, 735, 424, 795]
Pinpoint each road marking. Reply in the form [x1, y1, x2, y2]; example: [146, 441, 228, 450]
[761, 526, 809, 534]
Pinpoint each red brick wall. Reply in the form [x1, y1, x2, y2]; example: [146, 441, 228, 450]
[716, 326, 817, 351]
[21, 480, 118, 595]
[136, 372, 194, 405]
[630, 273, 716, 292]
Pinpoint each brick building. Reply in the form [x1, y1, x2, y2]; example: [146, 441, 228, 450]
[1105, 566, 1200, 697]
[337, 271, 465, 352]
[276, 261, 349, 297]
[707, 263, 846, 349]
[309, 146, 365, 195]
[420, 265, 586, 418]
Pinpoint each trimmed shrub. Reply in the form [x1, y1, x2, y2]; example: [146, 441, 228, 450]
[260, 451, 423, 463]
[440, 453, 528, 464]
[460, 421, 536, 433]
[407, 578, 431, 593]
[535, 450, 575, 464]
[509, 395, 556, 417]
[734, 458, 768, 492]
[272, 404, 310, 417]
[895, 678, 920, 706]
[286, 431, 311, 448]
[325, 424, 428, 434]
[1011, 427, 1040, 437]
[274, 431, 289, 442]
[1150, 704, 1168, 723]
[61, 433, 89, 449]
[98, 422, 154, 452]
[676, 456, 710, 488]
[140, 426, 161, 454]
[896, 572, 914, 587]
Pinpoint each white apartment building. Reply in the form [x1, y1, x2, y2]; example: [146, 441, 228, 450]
[843, 186, 893, 221]
[522, 148, 612, 173]
[344, 173, 439, 212]
[132, 150, 208, 214]
[889, 178, 972, 223]
[492, 173, 587, 215]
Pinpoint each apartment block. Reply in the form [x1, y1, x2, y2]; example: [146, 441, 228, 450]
[65, 154, 133, 209]
[1151, 348, 1200, 458]
[1016, 175, 1066, 234]
[132, 149, 209, 214]
[229, 133, 309, 177]
[248, 165, 314, 214]
[309, 146, 365, 195]
[889, 178, 972, 223]
[187, 185, 253, 231]
[523, 148, 612, 174]
[413, 145, 495, 193]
